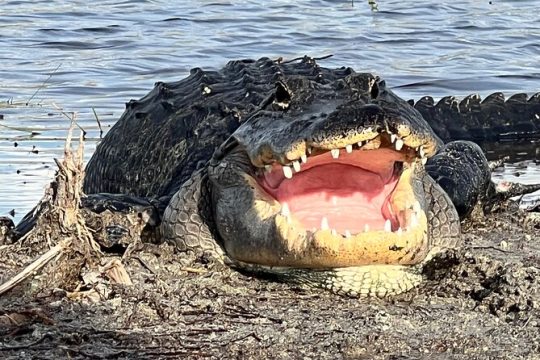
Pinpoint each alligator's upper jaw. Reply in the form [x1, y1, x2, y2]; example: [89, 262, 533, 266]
[211, 131, 432, 269]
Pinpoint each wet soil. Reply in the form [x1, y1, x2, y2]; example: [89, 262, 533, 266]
[0, 140, 539, 359]
[1, 205, 539, 360]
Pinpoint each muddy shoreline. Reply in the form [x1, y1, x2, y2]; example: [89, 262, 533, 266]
[1, 211, 539, 359]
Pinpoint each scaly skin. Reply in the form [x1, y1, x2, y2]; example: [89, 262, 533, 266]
[21, 56, 536, 297]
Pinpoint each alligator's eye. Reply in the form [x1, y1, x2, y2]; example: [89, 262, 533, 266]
[370, 81, 379, 99]
[213, 136, 239, 161]
[273, 81, 292, 109]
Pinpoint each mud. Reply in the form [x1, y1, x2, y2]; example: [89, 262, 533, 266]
[0, 140, 539, 359]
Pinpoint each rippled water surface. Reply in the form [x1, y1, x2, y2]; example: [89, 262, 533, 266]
[1, 0, 539, 220]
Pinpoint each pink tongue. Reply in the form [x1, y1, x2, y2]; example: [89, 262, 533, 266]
[268, 163, 397, 233]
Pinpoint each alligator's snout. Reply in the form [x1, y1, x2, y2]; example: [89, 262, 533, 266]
[229, 77, 442, 170]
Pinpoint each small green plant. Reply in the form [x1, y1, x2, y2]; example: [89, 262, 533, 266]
[368, 0, 379, 11]
[351, 0, 379, 11]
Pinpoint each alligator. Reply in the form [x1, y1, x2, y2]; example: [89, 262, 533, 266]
[9, 56, 540, 297]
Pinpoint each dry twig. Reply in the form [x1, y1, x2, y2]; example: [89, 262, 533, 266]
[0, 239, 71, 296]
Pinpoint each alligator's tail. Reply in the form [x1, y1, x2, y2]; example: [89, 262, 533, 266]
[411, 92, 540, 143]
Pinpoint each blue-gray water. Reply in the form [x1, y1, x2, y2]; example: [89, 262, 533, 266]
[1, 0, 539, 221]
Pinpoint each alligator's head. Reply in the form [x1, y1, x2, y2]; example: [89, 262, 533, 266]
[208, 74, 443, 268]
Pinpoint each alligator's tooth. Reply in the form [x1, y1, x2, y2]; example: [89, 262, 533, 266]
[419, 146, 425, 158]
[331, 196, 338, 206]
[264, 165, 272, 173]
[364, 224, 370, 232]
[390, 134, 397, 143]
[421, 157, 428, 165]
[412, 201, 421, 213]
[410, 213, 418, 228]
[307, 147, 312, 155]
[283, 166, 293, 179]
[331, 229, 337, 236]
[321, 217, 329, 230]
[397, 227, 403, 236]
[384, 219, 392, 232]
[281, 202, 290, 217]
[292, 160, 301, 172]
[300, 154, 307, 163]
[357, 141, 364, 147]
[345, 144, 353, 153]
[395, 138, 404, 151]
[345, 230, 351, 238]
[331, 149, 340, 159]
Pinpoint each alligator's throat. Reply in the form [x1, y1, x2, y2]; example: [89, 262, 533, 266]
[259, 148, 404, 235]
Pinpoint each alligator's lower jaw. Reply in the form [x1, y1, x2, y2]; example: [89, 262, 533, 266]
[272, 205, 429, 268]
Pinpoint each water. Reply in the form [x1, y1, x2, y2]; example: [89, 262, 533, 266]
[1, 0, 539, 221]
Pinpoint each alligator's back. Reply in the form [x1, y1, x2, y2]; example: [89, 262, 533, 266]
[84, 60, 256, 197]
[84, 58, 277, 198]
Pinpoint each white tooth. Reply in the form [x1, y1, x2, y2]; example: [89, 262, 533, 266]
[264, 165, 272, 173]
[331, 229, 337, 236]
[395, 139, 404, 151]
[397, 227, 403, 236]
[331, 196, 338, 206]
[410, 213, 418, 228]
[390, 134, 397, 143]
[421, 157, 427, 165]
[283, 166, 293, 179]
[345, 230, 351, 238]
[300, 154, 307, 163]
[364, 224, 370, 232]
[412, 201, 421, 213]
[307, 147, 312, 154]
[281, 202, 290, 217]
[345, 144, 353, 153]
[384, 219, 392, 232]
[419, 146, 425, 158]
[331, 149, 340, 159]
[357, 141, 363, 147]
[292, 160, 301, 172]
[321, 217, 329, 230]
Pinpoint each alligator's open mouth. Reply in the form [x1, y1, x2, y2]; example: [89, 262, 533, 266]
[261, 147, 410, 235]
[244, 131, 431, 267]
